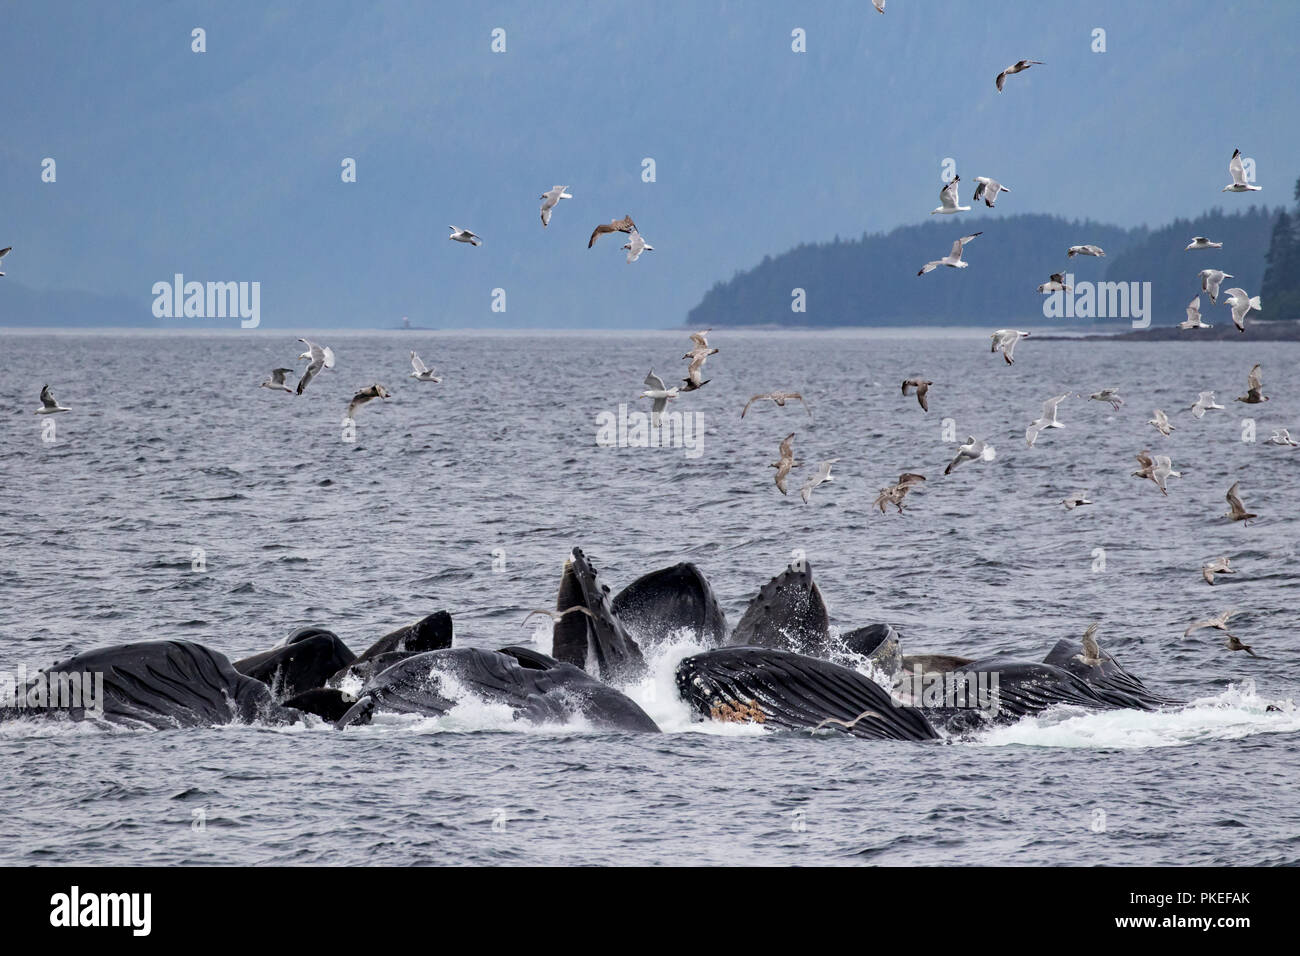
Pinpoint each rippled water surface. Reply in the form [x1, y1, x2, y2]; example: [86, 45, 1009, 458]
[1, 329, 1297, 865]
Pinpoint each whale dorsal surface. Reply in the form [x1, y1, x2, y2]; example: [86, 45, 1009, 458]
[1042, 639, 1182, 709]
[335, 648, 660, 733]
[327, 611, 454, 686]
[611, 562, 728, 648]
[550, 547, 646, 683]
[728, 560, 831, 656]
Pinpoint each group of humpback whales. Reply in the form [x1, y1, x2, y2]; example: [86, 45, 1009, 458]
[1, 547, 1193, 740]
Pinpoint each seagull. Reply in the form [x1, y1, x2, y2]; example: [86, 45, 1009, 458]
[1077, 623, 1104, 666]
[1037, 272, 1071, 293]
[682, 329, 717, 363]
[448, 225, 482, 246]
[1186, 236, 1223, 251]
[1180, 296, 1211, 330]
[812, 709, 885, 733]
[1198, 269, 1233, 304]
[1223, 481, 1256, 524]
[588, 215, 636, 248]
[1147, 409, 1175, 436]
[871, 0, 886, 12]
[1184, 609, 1237, 636]
[919, 232, 981, 274]
[1150, 455, 1181, 496]
[1224, 635, 1261, 657]
[539, 185, 572, 227]
[622, 229, 654, 263]
[1266, 429, 1298, 446]
[1223, 287, 1261, 332]
[972, 177, 1010, 208]
[944, 436, 988, 475]
[1187, 391, 1224, 419]
[34, 384, 69, 415]
[931, 176, 970, 215]
[681, 357, 710, 392]
[1132, 450, 1156, 482]
[409, 351, 441, 382]
[1067, 244, 1105, 258]
[1222, 148, 1261, 192]
[0, 246, 11, 276]
[1234, 363, 1268, 404]
[741, 391, 812, 420]
[296, 338, 336, 395]
[995, 59, 1043, 92]
[344, 384, 391, 421]
[1089, 387, 1124, 411]
[901, 378, 933, 412]
[1062, 492, 1093, 510]
[521, 606, 596, 627]
[874, 473, 926, 514]
[800, 459, 839, 504]
[1201, 556, 1235, 585]
[639, 370, 678, 426]
[1026, 393, 1069, 447]
[990, 328, 1029, 365]
[771, 433, 802, 495]
[260, 368, 295, 393]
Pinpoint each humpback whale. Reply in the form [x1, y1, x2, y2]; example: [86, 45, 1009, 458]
[728, 559, 831, 656]
[1042, 638, 1183, 710]
[234, 629, 356, 700]
[611, 561, 728, 648]
[550, 548, 646, 682]
[335, 647, 660, 732]
[2, 641, 298, 729]
[676, 646, 938, 741]
[329, 610, 454, 686]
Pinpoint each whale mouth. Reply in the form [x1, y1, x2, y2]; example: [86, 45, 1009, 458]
[550, 548, 645, 683]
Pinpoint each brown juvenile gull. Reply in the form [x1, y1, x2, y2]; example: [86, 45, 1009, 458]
[1132, 450, 1156, 482]
[521, 606, 595, 627]
[682, 329, 718, 364]
[588, 215, 636, 248]
[1089, 387, 1124, 410]
[901, 378, 932, 411]
[448, 225, 482, 246]
[874, 473, 926, 514]
[1223, 287, 1260, 332]
[1037, 273, 1071, 293]
[742, 391, 812, 420]
[1225, 635, 1261, 657]
[771, 433, 802, 495]
[1184, 609, 1237, 636]
[1201, 556, 1235, 585]
[409, 351, 441, 383]
[1147, 409, 1175, 436]
[1188, 391, 1224, 419]
[1062, 492, 1093, 510]
[34, 384, 70, 415]
[931, 175, 970, 215]
[260, 367, 295, 393]
[0, 245, 11, 276]
[680, 356, 710, 392]
[296, 338, 336, 395]
[1077, 623, 1104, 666]
[1223, 482, 1256, 524]
[1180, 296, 1211, 330]
[972, 176, 1010, 208]
[995, 59, 1043, 92]
[944, 436, 989, 475]
[918, 232, 981, 274]
[1222, 148, 1261, 192]
[345, 384, 391, 421]
[800, 459, 839, 504]
[1067, 244, 1105, 258]
[1234, 363, 1267, 404]
[1198, 269, 1233, 304]
[990, 329, 1029, 365]
[639, 369, 679, 427]
[1186, 236, 1223, 251]
[539, 185, 572, 228]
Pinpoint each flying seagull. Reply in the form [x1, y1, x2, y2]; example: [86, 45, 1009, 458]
[260, 368, 295, 393]
[1089, 387, 1124, 411]
[683, 329, 717, 360]
[742, 391, 812, 420]
[448, 226, 482, 246]
[771, 433, 802, 495]
[1180, 296, 1211, 330]
[1186, 236, 1222, 251]
[1077, 623, 1104, 666]
[1224, 635, 1261, 657]
[874, 473, 926, 514]
[296, 338, 336, 395]
[1150, 455, 1181, 495]
[1223, 287, 1261, 332]
[1187, 391, 1224, 419]
[931, 176, 970, 215]
[681, 357, 710, 392]
[972, 176, 1010, 208]
[918, 232, 981, 274]
[1147, 409, 1175, 436]
[1026, 393, 1069, 447]
[0, 246, 11, 276]
[1201, 556, 1235, 585]
[871, 0, 886, 12]
[539, 185, 572, 227]
[345, 384, 391, 421]
[990, 328, 1030, 365]
[800, 459, 839, 504]
[1234, 363, 1267, 404]
[521, 606, 596, 627]
[1223, 481, 1256, 525]
[1266, 429, 1298, 446]
[944, 436, 989, 475]
[1198, 269, 1233, 304]
[995, 59, 1043, 92]
[35, 384, 69, 415]
[812, 709, 885, 733]
[901, 378, 933, 412]
[1222, 148, 1261, 192]
[639, 370, 679, 427]
[1067, 244, 1105, 258]
[1062, 492, 1093, 510]
[622, 229, 654, 263]
[1037, 272, 1071, 293]
[1184, 609, 1237, 636]
[409, 351, 441, 382]
[588, 215, 636, 248]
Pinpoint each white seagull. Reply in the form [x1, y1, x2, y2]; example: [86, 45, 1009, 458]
[918, 232, 982, 274]
[1188, 391, 1224, 419]
[1201, 556, 1235, 585]
[944, 436, 990, 475]
[1266, 429, 1298, 447]
[1199, 269, 1233, 304]
[995, 59, 1043, 92]
[409, 351, 441, 382]
[639, 369, 678, 426]
[1089, 387, 1124, 410]
[1222, 148, 1261, 192]
[1148, 409, 1175, 436]
[800, 459, 839, 504]
[1180, 296, 1211, 329]
[972, 177, 1010, 208]
[931, 176, 970, 215]
[260, 368, 295, 393]
[622, 229, 654, 263]
[1067, 244, 1105, 258]
[35, 384, 69, 415]
[1151, 455, 1181, 496]
[0, 246, 11, 276]
[990, 328, 1030, 365]
[539, 185, 572, 228]
[1223, 287, 1261, 332]
[1026, 393, 1070, 447]
[1037, 272, 1071, 293]
[448, 225, 482, 246]
[296, 338, 336, 395]
[1062, 492, 1093, 510]
[1186, 236, 1223, 251]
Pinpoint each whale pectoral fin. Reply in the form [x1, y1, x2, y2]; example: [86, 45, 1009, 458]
[334, 694, 377, 729]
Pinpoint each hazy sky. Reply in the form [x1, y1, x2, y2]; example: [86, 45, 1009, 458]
[2, 0, 1295, 328]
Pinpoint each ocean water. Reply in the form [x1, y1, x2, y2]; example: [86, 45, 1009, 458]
[1, 328, 1297, 866]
